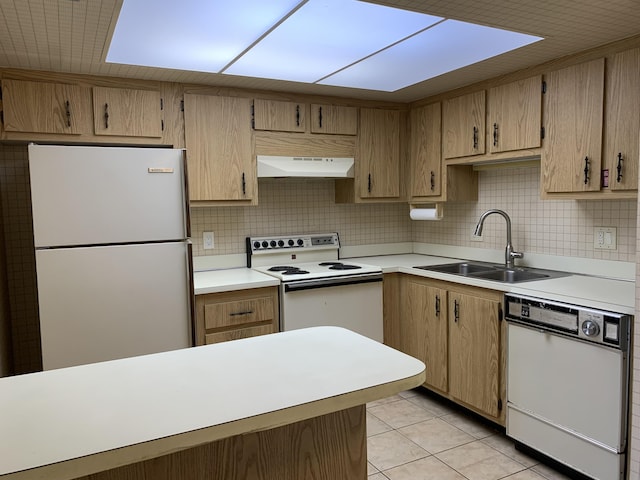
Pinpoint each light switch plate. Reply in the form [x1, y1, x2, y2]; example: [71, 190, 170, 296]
[203, 231, 214, 250]
[594, 227, 616, 250]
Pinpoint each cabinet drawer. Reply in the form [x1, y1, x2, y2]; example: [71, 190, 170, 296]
[204, 297, 275, 329]
[205, 324, 275, 344]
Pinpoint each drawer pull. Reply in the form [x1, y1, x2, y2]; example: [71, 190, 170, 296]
[230, 310, 254, 316]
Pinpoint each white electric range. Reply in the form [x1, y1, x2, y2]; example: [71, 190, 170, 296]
[246, 233, 383, 342]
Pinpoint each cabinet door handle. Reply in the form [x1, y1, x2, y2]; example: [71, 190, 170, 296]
[430, 171, 435, 191]
[318, 106, 323, 128]
[435, 295, 440, 317]
[473, 126, 478, 149]
[230, 310, 254, 317]
[616, 152, 623, 182]
[296, 105, 300, 127]
[454, 299, 459, 323]
[583, 156, 590, 185]
[104, 103, 109, 129]
[65, 100, 71, 127]
[242, 172, 246, 196]
[368, 173, 372, 193]
[493, 123, 498, 147]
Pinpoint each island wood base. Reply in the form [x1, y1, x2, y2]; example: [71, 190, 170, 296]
[76, 405, 367, 480]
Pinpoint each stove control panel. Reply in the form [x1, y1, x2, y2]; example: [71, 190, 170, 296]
[247, 233, 339, 253]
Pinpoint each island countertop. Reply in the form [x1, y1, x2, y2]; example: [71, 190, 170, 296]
[0, 327, 425, 480]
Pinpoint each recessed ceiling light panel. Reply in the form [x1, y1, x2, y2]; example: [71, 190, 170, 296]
[223, 0, 442, 83]
[106, 0, 303, 72]
[319, 20, 543, 92]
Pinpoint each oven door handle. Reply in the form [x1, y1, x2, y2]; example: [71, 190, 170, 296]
[284, 274, 383, 292]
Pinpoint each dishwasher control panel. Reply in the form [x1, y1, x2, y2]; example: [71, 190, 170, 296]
[505, 294, 630, 350]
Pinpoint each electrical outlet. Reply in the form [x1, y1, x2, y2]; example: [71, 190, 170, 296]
[203, 231, 214, 250]
[594, 227, 616, 250]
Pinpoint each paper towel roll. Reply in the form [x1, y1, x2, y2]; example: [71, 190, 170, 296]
[410, 207, 442, 221]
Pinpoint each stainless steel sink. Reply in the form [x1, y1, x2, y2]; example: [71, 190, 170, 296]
[414, 261, 569, 284]
[414, 262, 498, 275]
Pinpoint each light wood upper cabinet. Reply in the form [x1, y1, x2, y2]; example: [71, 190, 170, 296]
[542, 58, 605, 193]
[443, 91, 485, 159]
[358, 108, 400, 199]
[605, 48, 640, 191]
[253, 99, 305, 133]
[410, 102, 442, 198]
[448, 289, 501, 419]
[488, 76, 542, 153]
[92, 87, 162, 138]
[310, 104, 358, 135]
[184, 94, 256, 204]
[404, 278, 448, 393]
[1, 79, 91, 134]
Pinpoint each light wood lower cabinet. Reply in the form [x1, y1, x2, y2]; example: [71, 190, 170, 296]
[387, 275, 505, 424]
[195, 287, 279, 346]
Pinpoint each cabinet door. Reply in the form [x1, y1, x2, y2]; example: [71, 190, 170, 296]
[358, 108, 400, 198]
[605, 48, 640, 191]
[410, 103, 441, 198]
[404, 279, 448, 393]
[489, 76, 542, 153]
[443, 91, 485, 159]
[542, 59, 604, 193]
[184, 94, 255, 202]
[253, 99, 306, 132]
[1, 79, 90, 134]
[310, 104, 358, 135]
[448, 291, 500, 418]
[92, 87, 162, 137]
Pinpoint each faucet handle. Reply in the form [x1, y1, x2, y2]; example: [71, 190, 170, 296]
[510, 251, 524, 260]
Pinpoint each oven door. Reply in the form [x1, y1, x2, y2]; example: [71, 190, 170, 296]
[281, 274, 383, 342]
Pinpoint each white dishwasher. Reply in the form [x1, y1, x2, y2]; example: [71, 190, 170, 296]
[505, 294, 631, 480]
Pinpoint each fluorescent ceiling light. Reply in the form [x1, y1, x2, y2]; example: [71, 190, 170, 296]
[223, 0, 442, 83]
[107, 0, 302, 72]
[320, 20, 543, 91]
[107, 0, 543, 92]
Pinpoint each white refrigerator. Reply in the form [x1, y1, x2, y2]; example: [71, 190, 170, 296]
[29, 144, 194, 370]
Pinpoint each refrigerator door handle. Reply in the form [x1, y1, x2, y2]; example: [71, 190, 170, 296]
[182, 151, 192, 238]
[187, 241, 196, 347]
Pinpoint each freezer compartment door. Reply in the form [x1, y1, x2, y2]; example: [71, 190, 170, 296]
[36, 242, 193, 370]
[29, 145, 187, 247]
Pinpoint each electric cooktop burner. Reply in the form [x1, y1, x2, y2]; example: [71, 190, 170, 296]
[319, 261, 362, 271]
[268, 266, 310, 275]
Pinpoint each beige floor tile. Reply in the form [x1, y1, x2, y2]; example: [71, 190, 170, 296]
[367, 394, 404, 408]
[383, 455, 467, 480]
[368, 398, 435, 429]
[502, 470, 549, 480]
[436, 440, 527, 480]
[368, 473, 389, 480]
[398, 418, 475, 454]
[406, 391, 458, 417]
[440, 411, 499, 439]
[367, 412, 393, 436]
[368, 461, 380, 475]
[481, 434, 539, 468]
[398, 389, 420, 399]
[529, 463, 574, 480]
[367, 430, 430, 471]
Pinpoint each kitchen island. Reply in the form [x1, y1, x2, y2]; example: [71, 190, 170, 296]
[0, 326, 425, 480]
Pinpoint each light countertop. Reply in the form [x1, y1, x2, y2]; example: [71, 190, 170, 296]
[346, 254, 635, 314]
[194, 267, 279, 295]
[0, 326, 425, 480]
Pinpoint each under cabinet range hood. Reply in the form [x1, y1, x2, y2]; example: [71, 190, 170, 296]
[257, 155, 355, 178]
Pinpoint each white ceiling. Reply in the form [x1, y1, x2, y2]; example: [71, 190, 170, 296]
[0, 0, 639, 103]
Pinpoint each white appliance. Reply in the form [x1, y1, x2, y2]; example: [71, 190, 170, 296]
[247, 233, 383, 342]
[505, 293, 631, 480]
[256, 155, 355, 178]
[29, 144, 194, 370]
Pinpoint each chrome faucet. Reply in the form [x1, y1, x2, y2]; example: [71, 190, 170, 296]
[473, 209, 523, 268]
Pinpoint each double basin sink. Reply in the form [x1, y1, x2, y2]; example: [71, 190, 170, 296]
[414, 261, 570, 284]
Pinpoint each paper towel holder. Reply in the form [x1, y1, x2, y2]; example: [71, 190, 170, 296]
[409, 203, 443, 221]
